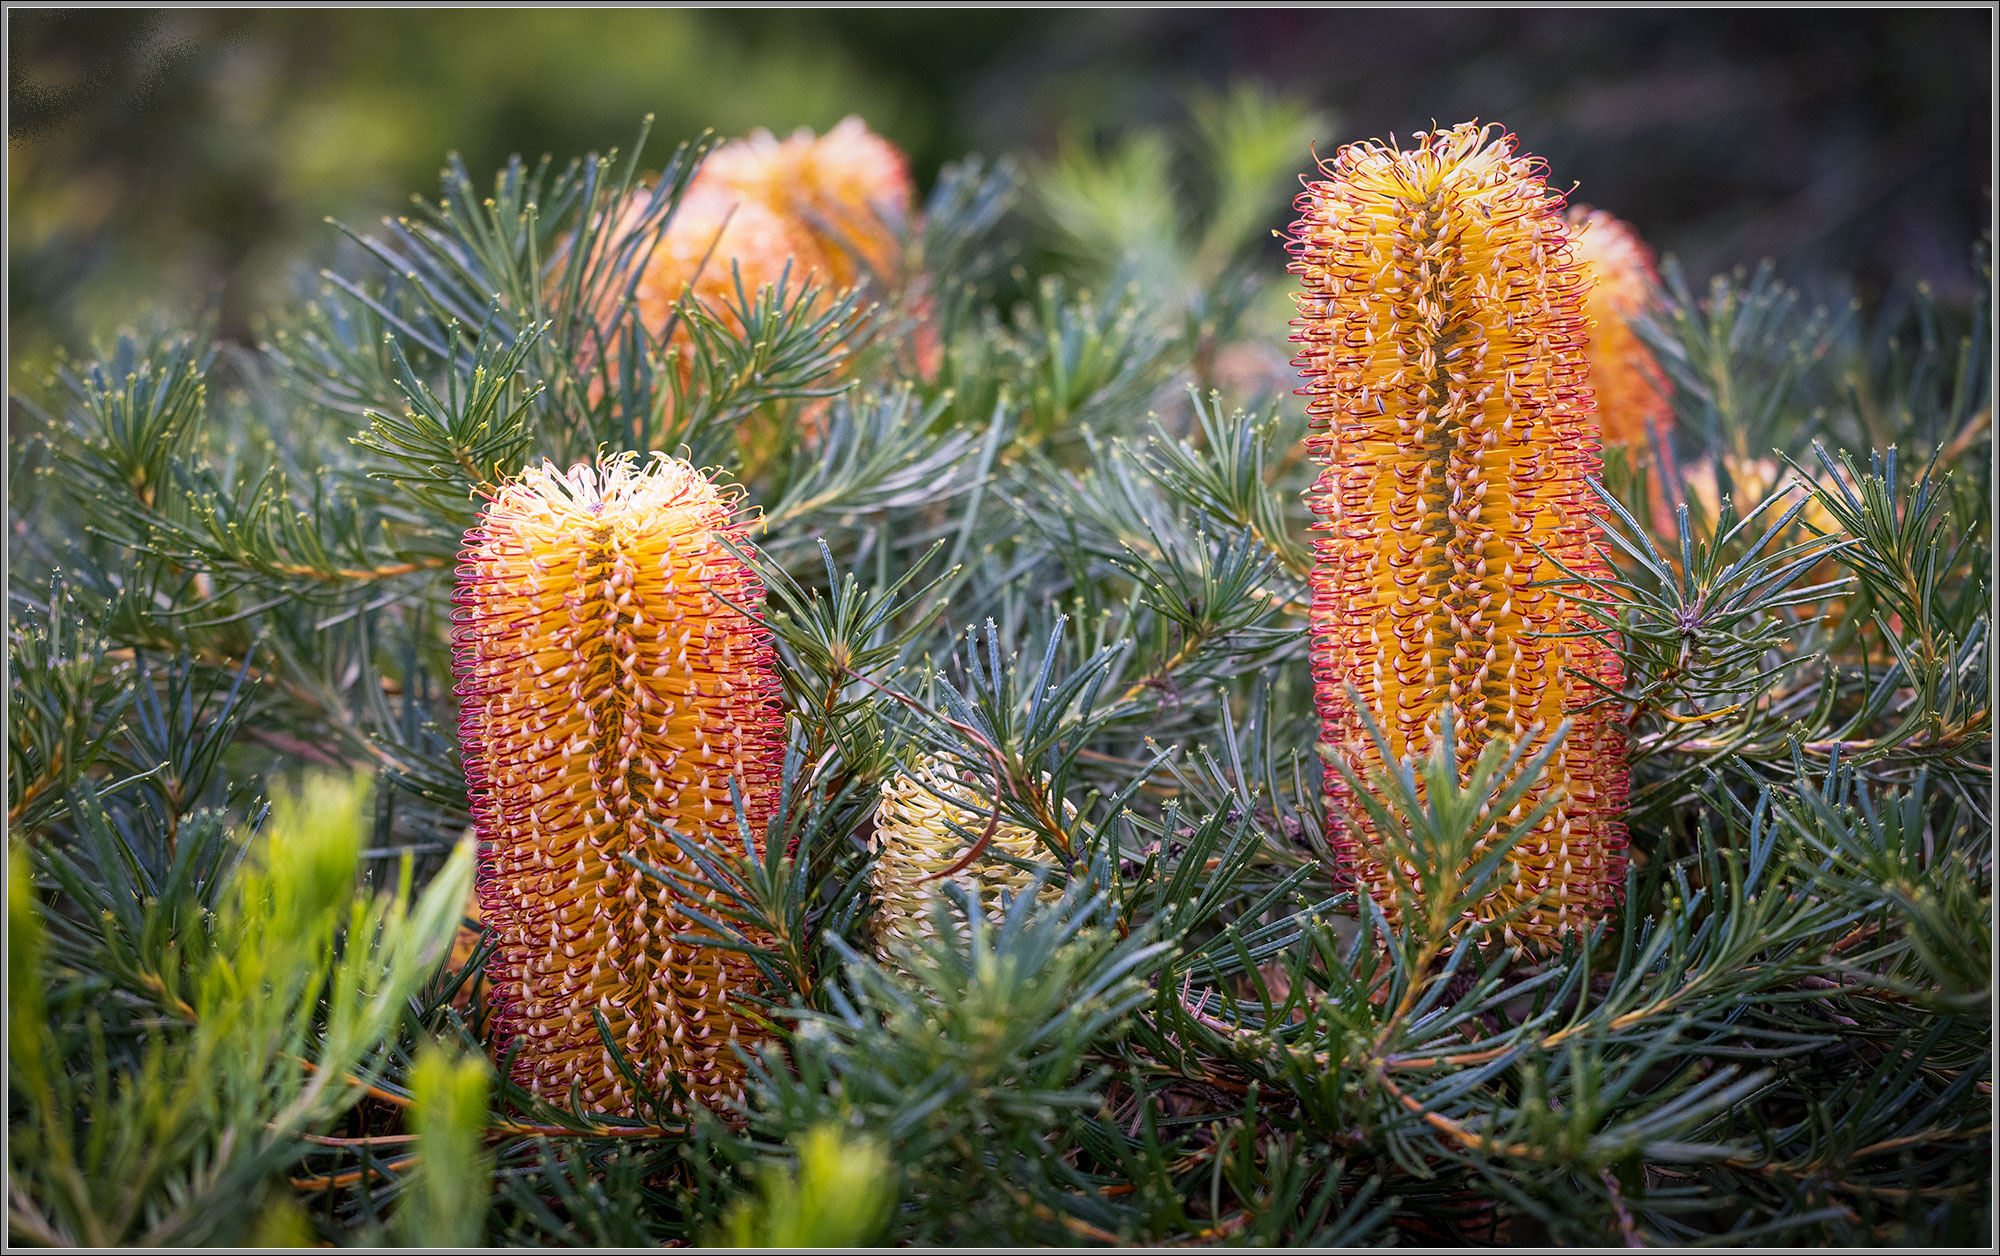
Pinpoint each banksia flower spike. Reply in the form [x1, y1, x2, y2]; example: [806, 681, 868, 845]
[1287, 122, 1629, 947]
[870, 756, 1050, 959]
[1567, 204, 1678, 541]
[616, 116, 933, 433]
[633, 116, 920, 348]
[1566, 206, 1670, 454]
[697, 115, 918, 292]
[630, 187, 826, 344]
[452, 453, 784, 1116]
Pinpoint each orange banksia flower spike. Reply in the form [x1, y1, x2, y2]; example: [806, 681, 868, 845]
[696, 115, 917, 292]
[1566, 205, 1671, 453]
[632, 116, 920, 348]
[452, 453, 784, 1115]
[1566, 204, 1678, 540]
[1287, 122, 1629, 946]
[630, 186, 826, 346]
[612, 116, 932, 436]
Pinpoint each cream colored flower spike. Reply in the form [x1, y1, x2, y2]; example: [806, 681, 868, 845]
[869, 755, 1050, 959]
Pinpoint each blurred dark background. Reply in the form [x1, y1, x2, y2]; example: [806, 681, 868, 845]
[9, 8, 1991, 387]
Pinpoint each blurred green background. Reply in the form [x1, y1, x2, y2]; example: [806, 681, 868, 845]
[9, 8, 1991, 389]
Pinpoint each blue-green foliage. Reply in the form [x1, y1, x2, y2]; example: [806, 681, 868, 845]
[7, 90, 1988, 1247]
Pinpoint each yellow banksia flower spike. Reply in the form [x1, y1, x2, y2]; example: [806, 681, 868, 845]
[1286, 122, 1629, 947]
[869, 756, 1050, 958]
[452, 452, 784, 1116]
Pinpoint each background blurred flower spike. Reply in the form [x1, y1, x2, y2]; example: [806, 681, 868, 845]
[1567, 203, 1678, 538]
[1567, 204, 1671, 453]
[1287, 121, 1630, 947]
[635, 115, 918, 339]
[616, 115, 931, 435]
[452, 452, 785, 1116]
[699, 114, 918, 289]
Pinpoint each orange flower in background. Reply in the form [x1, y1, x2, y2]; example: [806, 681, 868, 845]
[1287, 122, 1628, 947]
[633, 116, 925, 363]
[1567, 205, 1670, 452]
[593, 116, 933, 440]
[1568, 204, 1677, 540]
[629, 183, 828, 347]
[452, 453, 784, 1116]
[696, 115, 916, 291]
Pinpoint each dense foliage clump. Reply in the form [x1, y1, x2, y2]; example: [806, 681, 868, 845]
[7, 99, 1990, 1246]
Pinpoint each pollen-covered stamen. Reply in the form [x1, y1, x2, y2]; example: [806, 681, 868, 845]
[453, 452, 784, 1116]
[1287, 123, 1630, 946]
